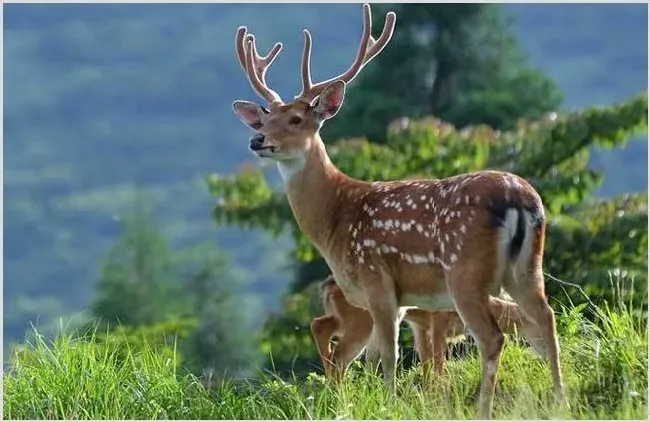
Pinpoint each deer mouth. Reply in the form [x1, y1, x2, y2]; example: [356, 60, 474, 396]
[250, 145, 277, 157]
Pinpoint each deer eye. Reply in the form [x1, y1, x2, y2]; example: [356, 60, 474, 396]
[289, 116, 303, 125]
[260, 106, 270, 114]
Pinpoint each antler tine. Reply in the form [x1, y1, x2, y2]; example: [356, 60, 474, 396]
[235, 26, 249, 72]
[296, 3, 396, 103]
[362, 11, 397, 63]
[235, 26, 284, 107]
[244, 40, 284, 106]
[298, 29, 314, 100]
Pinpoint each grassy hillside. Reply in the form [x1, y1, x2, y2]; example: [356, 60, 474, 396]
[3, 3, 647, 346]
[4, 299, 647, 419]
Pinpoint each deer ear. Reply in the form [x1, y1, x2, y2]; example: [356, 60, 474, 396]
[314, 80, 346, 121]
[232, 101, 267, 130]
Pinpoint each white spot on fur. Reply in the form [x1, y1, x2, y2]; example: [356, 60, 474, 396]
[363, 239, 377, 247]
[412, 254, 430, 264]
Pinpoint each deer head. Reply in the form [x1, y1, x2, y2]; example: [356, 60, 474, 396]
[232, 4, 396, 163]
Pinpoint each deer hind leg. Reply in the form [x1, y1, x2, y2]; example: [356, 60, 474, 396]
[504, 223, 566, 406]
[446, 270, 505, 420]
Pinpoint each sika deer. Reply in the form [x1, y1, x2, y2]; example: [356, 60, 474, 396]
[311, 275, 547, 383]
[231, 4, 565, 418]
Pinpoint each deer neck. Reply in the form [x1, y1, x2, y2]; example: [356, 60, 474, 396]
[277, 135, 359, 255]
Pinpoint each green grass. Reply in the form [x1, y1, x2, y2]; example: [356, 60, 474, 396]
[4, 300, 647, 419]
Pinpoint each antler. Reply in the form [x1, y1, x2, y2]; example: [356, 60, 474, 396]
[295, 3, 397, 103]
[235, 26, 284, 108]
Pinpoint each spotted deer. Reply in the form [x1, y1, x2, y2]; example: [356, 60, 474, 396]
[311, 275, 547, 384]
[231, 3, 565, 418]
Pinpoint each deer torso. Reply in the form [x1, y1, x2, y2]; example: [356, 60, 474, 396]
[284, 153, 542, 311]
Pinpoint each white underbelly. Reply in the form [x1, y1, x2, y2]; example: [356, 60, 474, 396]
[399, 292, 456, 311]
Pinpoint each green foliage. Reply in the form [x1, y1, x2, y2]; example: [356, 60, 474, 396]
[93, 318, 198, 367]
[545, 194, 648, 308]
[4, 298, 647, 419]
[92, 204, 179, 326]
[258, 282, 323, 375]
[88, 203, 257, 376]
[323, 4, 564, 143]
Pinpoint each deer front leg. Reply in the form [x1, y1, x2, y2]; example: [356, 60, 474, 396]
[364, 328, 381, 375]
[364, 276, 400, 390]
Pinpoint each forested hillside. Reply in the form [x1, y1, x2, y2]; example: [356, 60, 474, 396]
[3, 2, 647, 352]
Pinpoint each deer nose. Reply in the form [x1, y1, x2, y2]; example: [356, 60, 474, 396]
[249, 133, 265, 150]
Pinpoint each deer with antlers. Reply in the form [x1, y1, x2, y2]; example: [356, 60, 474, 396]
[311, 275, 547, 383]
[231, 4, 566, 418]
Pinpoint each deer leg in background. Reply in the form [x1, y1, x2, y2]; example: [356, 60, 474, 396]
[406, 317, 431, 385]
[431, 313, 455, 378]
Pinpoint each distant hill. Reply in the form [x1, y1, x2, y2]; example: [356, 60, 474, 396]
[3, 3, 647, 346]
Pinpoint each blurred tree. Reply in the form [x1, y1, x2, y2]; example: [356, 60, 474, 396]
[323, 3, 563, 144]
[207, 93, 647, 375]
[89, 200, 256, 377]
[92, 202, 178, 326]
